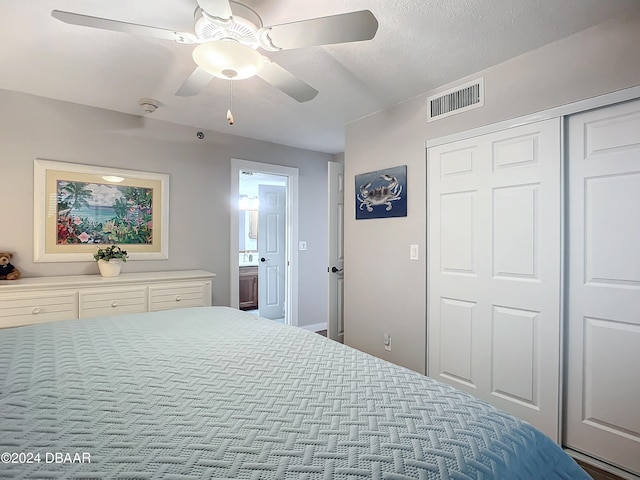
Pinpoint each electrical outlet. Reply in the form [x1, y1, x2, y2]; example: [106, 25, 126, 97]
[383, 333, 392, 351]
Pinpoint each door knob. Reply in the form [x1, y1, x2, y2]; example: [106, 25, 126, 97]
[331, 266, 343, 273]
[260, 257, 269, 262]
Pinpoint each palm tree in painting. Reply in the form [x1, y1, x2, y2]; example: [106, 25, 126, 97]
[110, 187, 153, 244]
[56, 181, 94, 245]
[59, 181, 92, 212]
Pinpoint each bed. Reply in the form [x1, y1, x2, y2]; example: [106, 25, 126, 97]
[0, 306, 588, 479]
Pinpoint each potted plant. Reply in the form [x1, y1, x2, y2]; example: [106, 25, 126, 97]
[94, 244, 128, 277]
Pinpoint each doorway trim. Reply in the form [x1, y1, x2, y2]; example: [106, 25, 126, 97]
[230, 158, 299, 326]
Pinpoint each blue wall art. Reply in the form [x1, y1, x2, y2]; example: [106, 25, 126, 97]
[355, 165, 407, 219]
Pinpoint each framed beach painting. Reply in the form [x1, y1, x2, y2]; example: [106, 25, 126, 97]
[355, 165, 407, 219]
[34, 159, 169, 262]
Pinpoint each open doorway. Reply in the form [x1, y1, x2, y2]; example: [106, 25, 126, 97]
[230, 159, 299, 326]
[239, 172, 286, 321]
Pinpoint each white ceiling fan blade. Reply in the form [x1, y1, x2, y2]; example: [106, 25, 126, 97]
[260, 10, 378, 50]
[257, 60, 318, 103]
[196, 0, 232, 23]
[51, 10, 196, 44]
[175, 67, 215, 97]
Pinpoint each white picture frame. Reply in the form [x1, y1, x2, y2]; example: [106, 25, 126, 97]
[34, 159, 169, 262]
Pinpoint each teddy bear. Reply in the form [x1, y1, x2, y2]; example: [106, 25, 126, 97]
[0, 252, 21, 280]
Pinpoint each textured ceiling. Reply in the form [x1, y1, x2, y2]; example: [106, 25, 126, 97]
[1, 0, 639, 154]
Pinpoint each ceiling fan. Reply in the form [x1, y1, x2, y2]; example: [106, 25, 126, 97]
[51, 0, 379, 103]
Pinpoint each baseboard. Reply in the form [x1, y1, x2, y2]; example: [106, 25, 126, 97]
[301, 322, 327, 333]
[565, 449, 639, 480]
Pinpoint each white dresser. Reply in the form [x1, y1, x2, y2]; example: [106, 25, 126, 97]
[0, 270, 215, 329]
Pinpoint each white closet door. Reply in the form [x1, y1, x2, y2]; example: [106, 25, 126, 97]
[427, 118, 562, 441]
[565, 99, 640, 475]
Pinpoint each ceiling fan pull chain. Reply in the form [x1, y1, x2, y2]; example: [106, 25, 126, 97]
[227, 79, 234, 125]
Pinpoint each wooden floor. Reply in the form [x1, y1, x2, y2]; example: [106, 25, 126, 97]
[576, 460, 629, 480]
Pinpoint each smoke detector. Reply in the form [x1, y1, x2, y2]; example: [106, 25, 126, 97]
[139, 98, 159, 114]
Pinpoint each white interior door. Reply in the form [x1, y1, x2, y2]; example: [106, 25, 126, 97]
[565, 99, 640, 475]
[427, 118, 562, 441]
[328, 161, 345, 342]
[258, 184, 286, 320]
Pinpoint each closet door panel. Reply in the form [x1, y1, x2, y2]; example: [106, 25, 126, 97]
[493, 184, 539, 279]
[583, 318, 640, 435]
[439, 298, 476, 388]
[428, 118, 562, 442]
[566, 99, 640, 475]
[585, 172, 640, 284]
[491, 306, 538, 406]
[440, 191, 477, 275]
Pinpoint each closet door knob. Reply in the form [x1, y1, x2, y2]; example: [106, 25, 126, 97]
[32, 307, 41, 315]
[175, 295, 181, 302]
[111, 301, 118, 308]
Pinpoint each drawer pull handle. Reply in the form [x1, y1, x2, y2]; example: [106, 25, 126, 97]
[32, 307, 41, 315]
[175, 295, 181, 302]
[111, 301, 118, 308]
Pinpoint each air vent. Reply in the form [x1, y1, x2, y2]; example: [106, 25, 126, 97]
[427, 78, 484, 122]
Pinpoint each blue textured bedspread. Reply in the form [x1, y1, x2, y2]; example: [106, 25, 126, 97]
[0, 307, 588, 479]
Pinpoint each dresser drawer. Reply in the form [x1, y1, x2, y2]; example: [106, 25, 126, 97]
[0, 292, 78, 328]
[79, 287, 147, 318]
[149, 282, 207, 311]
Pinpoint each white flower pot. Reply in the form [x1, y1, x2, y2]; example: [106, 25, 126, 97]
[97, 259, 123, 277]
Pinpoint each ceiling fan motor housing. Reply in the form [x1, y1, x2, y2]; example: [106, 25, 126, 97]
[194, 2, 262, 48]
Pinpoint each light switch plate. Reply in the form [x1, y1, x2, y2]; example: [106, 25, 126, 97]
[410, 244, 419, 260]
[384, 333, 392, 351]
[299, 241, 307, 251]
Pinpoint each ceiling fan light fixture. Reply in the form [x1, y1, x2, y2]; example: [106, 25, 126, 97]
[192, 40, 263, 80]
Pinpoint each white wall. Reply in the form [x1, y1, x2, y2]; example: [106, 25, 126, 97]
[344, 13, 640, 374]
[0, 89, 331, 328]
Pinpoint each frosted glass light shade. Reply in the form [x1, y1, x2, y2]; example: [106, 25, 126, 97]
[193, 41, 264, 80]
